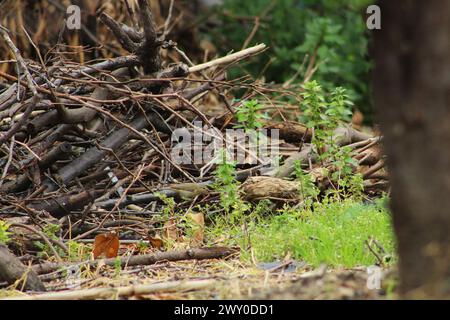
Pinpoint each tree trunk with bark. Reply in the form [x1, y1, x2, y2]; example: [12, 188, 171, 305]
[373, 0, 450, 297]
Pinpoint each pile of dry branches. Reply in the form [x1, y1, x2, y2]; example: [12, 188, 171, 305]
[0, 0, 387, 294]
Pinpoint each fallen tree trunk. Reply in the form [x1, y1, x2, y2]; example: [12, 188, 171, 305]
[0, 244, 46, 292]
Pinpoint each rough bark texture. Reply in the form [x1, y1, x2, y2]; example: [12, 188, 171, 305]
[0, 244, 46, 291]
[373, 1, 450, 297]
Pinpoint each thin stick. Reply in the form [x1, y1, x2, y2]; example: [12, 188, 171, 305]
[15, 140, 42, 161]
[10, 223, 66, 263]
[0, 25, 38, 96]
[0, 96, 40, 145]
[0, 25, 41, 145]
[163, 0, 175, 38]
[0, 136, 14, 188]
[188, 44, 267, 73]
[5, 279, 215, 300]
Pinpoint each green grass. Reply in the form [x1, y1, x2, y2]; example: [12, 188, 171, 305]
[207, 198, 395, 268]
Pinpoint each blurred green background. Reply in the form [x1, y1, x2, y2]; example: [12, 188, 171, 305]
[203, 0, 373, 120]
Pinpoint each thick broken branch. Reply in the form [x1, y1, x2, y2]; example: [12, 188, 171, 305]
[0, 244, 46, 292]
[33, 247, 237, 274]
[189, 44, 267, 73]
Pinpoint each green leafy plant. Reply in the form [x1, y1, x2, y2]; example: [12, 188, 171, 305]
[135, 241, 149, 253]
[156, 192, 177, 218]
[234, 100, 268, 131]
[156, 192, 179, 248]
[301, 80, 327, 130]
[327, 86, 354, 123]
[301, 81, 352, 144]
[294, 160, 320, 208]
[213, 151, 241, 213]
[0, 220, 11, 245]
[300, 80, 361, 196]
[327, 146, 363, 199]
[66, 240, 91, 262]
[212, 149, 254, 227]
[114, 257, 122, 276]
[35, 224, 66, 259]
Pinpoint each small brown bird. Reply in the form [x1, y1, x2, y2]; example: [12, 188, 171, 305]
[168, 182, 209, 200]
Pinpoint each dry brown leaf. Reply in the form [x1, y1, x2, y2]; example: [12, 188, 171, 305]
[149, 235, 164, 250]
[163, 217, 179, 242]
[92, 232, 119, 259]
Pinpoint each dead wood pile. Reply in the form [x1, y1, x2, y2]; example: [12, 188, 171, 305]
[0, 1, 387, 293]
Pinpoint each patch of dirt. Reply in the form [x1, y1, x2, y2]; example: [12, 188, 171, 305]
[252, 266, 398, 300]
[1, 258, 398, 300]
